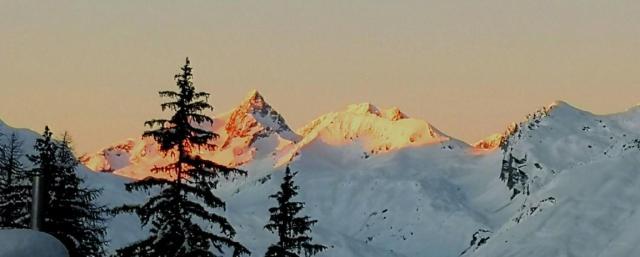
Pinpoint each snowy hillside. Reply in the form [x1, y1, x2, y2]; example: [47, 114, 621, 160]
[0, 119, 43, 158]
[465, 102, 640, 257]
[4, 115, 498, 257]
[3, 100, 640, 257]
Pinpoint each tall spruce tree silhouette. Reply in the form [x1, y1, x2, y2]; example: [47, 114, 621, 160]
[264, 166, 326, 257]
[114, 58, 250, 257]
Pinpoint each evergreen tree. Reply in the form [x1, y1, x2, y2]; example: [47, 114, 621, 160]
[264, 167, 326, 257]
[29, 128, 108, 257]
[114, 58, 250, 257]
[0, 132, 31, 228]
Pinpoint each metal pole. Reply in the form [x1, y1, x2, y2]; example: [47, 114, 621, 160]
[31, 170, 45, 231]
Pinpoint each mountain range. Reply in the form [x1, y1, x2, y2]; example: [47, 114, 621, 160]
[80, 90, 456, 179]
[3, 91, 640, 257]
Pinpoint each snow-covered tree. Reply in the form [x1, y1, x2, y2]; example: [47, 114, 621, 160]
[114, 58, 250, 257]
[0, 132, 31, 228]
[29, 128, 108, 257]
[264, 166, 326, 257]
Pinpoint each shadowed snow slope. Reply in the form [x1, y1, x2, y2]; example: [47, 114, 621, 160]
[3, 100, 640, 257]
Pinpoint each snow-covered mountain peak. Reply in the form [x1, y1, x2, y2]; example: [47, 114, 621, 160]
[472, 101, 586, 151]
[288, 102, 455, 163]
[224, 90, 300, 142]
[226, 89, 275, 123]
[240, 89, 267, 110]
[345, 102, 382, 116]
[337, 103, 409, 121]
[548, 99, 570, 108]
[383, 107, 409, 121]
[545, 100, 590, 117]
[342, 103, 408, 121]
[473, 133, 505, 150]
[82, 90, 302, 177]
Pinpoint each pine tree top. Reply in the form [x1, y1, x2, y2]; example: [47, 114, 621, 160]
[28, 126, 57, 169]
[144, 57, 217, 155]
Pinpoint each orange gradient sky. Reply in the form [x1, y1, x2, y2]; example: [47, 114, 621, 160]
[1, 1, 639, 154]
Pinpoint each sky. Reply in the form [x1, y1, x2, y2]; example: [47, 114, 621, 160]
[1, 0, 639, 154]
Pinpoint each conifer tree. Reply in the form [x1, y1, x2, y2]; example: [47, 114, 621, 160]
[0, 132, 31, 228]
[114, 58, 250, 257]
[29, 128, 108, 257]
[264, 167, 326, 257]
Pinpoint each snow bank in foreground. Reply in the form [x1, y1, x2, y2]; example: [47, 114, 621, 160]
[0, 229, 68, 257]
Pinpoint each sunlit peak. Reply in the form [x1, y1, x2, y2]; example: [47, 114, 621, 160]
[241, 89, 266, 110]
[346, 102, 381, 116]
[383, 107, 408, 121]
